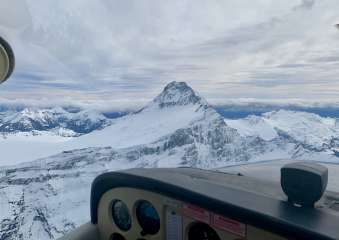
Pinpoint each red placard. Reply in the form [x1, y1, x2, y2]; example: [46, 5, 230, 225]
[211, 214, 246, 237]
[182, 204, 210, 224]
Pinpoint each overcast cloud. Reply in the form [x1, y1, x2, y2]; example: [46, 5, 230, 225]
[0, 0, 338, 108]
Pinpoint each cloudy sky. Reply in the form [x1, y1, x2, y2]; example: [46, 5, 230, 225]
[0, 0, 338, 109]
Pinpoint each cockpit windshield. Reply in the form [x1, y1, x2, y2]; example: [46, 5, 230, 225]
[0, 1, 339, 239]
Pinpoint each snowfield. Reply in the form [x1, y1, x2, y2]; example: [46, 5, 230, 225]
[0, 132, 73, 166]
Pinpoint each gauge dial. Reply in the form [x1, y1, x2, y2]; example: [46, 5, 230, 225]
[0, 36, 15, 84]
[111, 200, 131, 231]
[136, 200, 160, 235]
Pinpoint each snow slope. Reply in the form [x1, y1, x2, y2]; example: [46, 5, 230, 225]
[226, 115, 278, 141]
[68, 105, 204, 149]
[0, 132, 73, 166]
[226, 110, 339, 154]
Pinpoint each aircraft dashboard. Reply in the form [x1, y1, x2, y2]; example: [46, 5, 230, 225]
[75, 167, 339, 240]
[97, 186, 286, 240]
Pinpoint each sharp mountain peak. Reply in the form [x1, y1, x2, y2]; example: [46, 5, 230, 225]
[150, 81, 208, 108]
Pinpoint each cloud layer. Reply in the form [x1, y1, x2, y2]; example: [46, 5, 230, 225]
[0, 0, 338, 108]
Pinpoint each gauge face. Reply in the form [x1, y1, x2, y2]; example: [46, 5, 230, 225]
[111, 200, 131, 231]
[0, 36, 15, 84]
[188, 223, 220, 240]
[136, 200, 160, 235]
[0, 44, 9, 83]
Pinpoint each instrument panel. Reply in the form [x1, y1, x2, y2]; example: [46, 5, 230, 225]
[97, 187, 287, 240]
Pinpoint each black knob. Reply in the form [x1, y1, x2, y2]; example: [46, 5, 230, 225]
[281, 162, 328, 208]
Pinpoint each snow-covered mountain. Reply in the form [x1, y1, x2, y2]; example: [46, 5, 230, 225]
[0, 108, 112, 165]
[0, 107, 110, 137]
[226, 110, 339, 159]
[0, 81, 338, 239]
[65, 81, 243, 165]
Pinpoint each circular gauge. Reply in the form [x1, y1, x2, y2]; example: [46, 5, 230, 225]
[188, 222, 220, 240]
[0, 36, 15, 84]
[111, 200, 131, 231]
[136, 200, 160, 235]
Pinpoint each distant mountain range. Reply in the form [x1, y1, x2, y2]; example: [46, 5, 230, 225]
[215, 104, 339, 119]
[0, 81, 338, 239]
[0, 107, 111, 137]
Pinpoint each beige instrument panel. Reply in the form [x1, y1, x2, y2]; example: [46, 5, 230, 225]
[98, 187, 287, 240]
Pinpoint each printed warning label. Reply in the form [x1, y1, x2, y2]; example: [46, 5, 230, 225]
[211, 214, 246, 237]
[182, 204, 210, 224]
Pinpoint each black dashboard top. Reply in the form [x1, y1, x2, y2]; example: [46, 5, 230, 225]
[91, 168, 339, 240]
